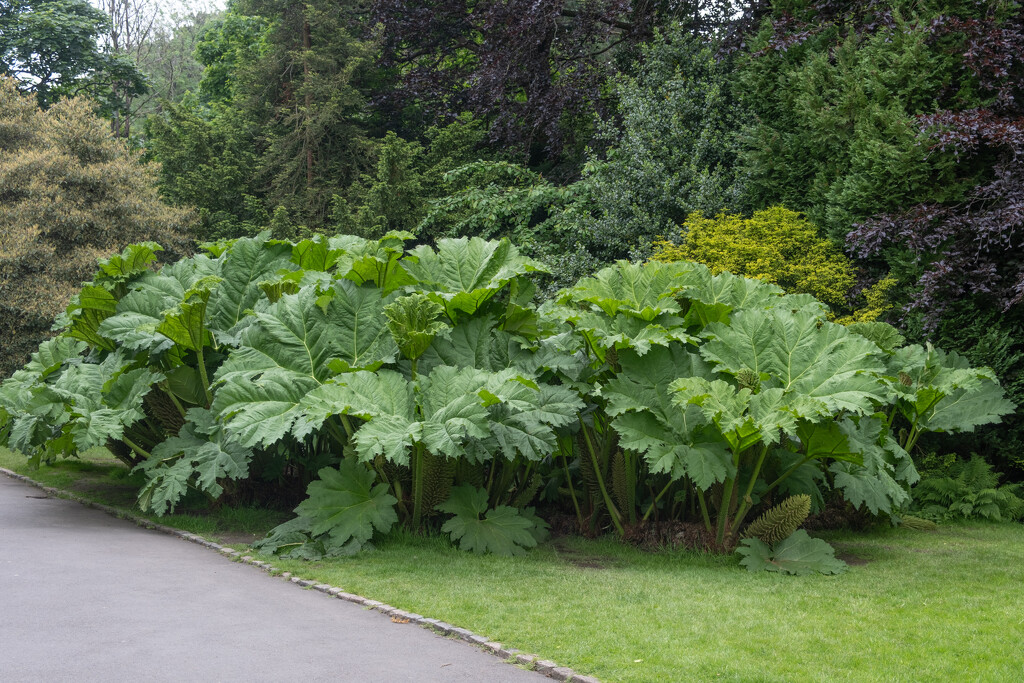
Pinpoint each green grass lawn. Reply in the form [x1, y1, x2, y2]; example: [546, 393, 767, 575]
[3, 447, 1022, 682]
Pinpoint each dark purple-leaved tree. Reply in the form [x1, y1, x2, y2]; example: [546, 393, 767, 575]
[371, 0, 739, 155]
[847, 8, 1024, 323]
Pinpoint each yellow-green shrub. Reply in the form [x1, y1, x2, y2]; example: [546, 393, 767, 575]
[651, 207, 855, 310]
[835, 276, 898, 325]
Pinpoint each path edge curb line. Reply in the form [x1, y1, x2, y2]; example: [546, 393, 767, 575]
[0, 466, 600, 683]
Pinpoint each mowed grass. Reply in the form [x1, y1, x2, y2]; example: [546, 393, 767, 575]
[3, 447, 1022, 682]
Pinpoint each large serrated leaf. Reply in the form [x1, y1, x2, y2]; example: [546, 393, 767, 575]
[295, 461, 398, 551]
[136, 420, 253, 514]
[207, 233, 295, 333]
[96, 242, 163, 282]
[736, 530, 847, 575]
[403, 237, 544, 318]
[437, 485, 539, 556]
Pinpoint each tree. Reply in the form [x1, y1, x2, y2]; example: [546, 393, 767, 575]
[193, 9, 267, 104]
[144, 97, 263, 240]
[651, 207, 855, 311]
[0, 0, 145, 109]
[0, 79, 192, 376]
[94, 0, 159, 137]
[229, 0, 376, 226]
[371, 0, 737, 156]
[582, 23, 745, 259]
[137, 4, 214, 111]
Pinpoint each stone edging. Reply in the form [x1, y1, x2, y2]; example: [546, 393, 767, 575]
[0, 466, 599, 683]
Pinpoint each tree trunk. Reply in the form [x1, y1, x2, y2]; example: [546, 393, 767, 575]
[303, 17, 313, 187]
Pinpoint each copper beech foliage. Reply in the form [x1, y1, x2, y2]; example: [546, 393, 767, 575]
[752, 1, 1024, 324]
[371, 0, 741, 153]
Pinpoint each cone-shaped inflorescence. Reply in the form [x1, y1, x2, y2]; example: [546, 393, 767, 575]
[901, 515, 938, 531]
[744, 494, 812, 544]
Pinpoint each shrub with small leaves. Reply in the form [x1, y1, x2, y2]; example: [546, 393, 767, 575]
[651, 207, 855, 312]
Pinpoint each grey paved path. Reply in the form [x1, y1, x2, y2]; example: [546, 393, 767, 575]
[0, 475, 545, 682]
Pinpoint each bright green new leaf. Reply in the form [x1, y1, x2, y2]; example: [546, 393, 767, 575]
[65, 286, 118, 351]
[384, 293, 449, 361]
[96, 242, 162, 283]
[156, 277, 222, 352]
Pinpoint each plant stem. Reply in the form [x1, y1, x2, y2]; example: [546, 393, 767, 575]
[411, 443, 424, 529]
[340, 415, 355, 439]
[160, 382, 188, 419]
[121, 436, 152, 461]
[485, 457, 497, 500]
[696, 488, 712, 533]
[195, 346, 214, 407]
[325, 419, 348, 450]
[765, 455, 813, 492]
[561, 448, 584, 529]
[580, 417, 625, 537]
[730, 443, 769, 537]
[642, 479, 674, 523]
[715, 475, 736, 547]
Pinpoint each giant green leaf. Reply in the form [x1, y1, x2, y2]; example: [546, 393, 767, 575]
[291, 236, 341, 272]
[22, 338, 86, 379]
[213, 372, 321, 448]
[560, 260, 698, 320]
[847, 321, 906, 353]
[403, 237, 545, 317]
[889, 344, 1016, 434]
[295, 461, 398, 552]
[207, 233, 295, 334]
[603, 347, 731, 487]
[437, 485, 539, 556]
[215, 280, 398, 445]
[473, 381, 583, 462]
[136, 419, 253, 515]
[97, 298, 173, 352]
[701, 310, 889, 417]
[829, 415, 915, 515]
[736, 530, 847, 575]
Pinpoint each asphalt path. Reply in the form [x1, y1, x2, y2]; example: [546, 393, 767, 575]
[0, 475, 545, 682]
